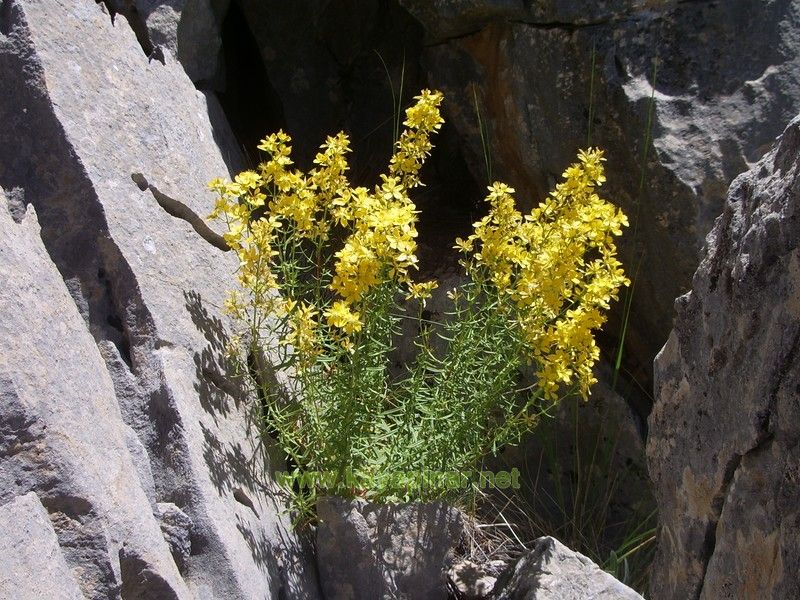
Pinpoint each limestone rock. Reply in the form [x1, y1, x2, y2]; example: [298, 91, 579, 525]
[106, 0, 225, 84]
[648, 115, 800, 598]
[0, 1, 318, 598]
[158, 502, 194, 573]
[493, 536, 642, 600]
[0, 194, 189, 599]
[493, 536, 643, 600]
[0, 492, 85, 600]
[399, 0, 674, 43]
[316, 497, 464, 600]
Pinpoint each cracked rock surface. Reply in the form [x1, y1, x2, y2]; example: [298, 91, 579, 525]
[648, 114, 800, 599]
[0, 1, 318, 598]
[0, 192, 188, 599]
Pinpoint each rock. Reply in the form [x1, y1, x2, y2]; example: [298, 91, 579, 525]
[0, 1, 318, 598]
[399, 0, 670, 43]
[106, 0, 225, 84]
[493, 536, 643, 600]
[648, 114, 800, 598]
[316, 497, 464, 600]
[158, 503, 194, 573]
[0, 492, 85, 600]
[406, 0, 800, 389]
[447, 559, 506, 599]
[0, 194, 189, 598]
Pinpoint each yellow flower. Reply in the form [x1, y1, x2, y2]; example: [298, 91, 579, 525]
[324, 301, 362, 335]
[406, 280, 438, 301]
[461, 147, 629, 399]
[453, 237, 473, 253]
[283, 302, 320, 365]
[379, 175, 405, 202]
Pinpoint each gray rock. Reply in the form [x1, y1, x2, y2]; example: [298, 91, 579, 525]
[0, 196, 188, 598]
[316, 497, 464, 600]
[158, 502, 194, 573]
[408, 0, 800, 385]
[107, 0, 225, 84]
[493, 536, 643, 600]
[0, 492, 85, 600]
[648, 114, 800, 598]
[447, 559, 506, 599]
[399, 0, 671, 43]
[0, 1, 318, 598]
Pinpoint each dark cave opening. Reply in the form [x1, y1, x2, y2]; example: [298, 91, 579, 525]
[217, 0, 286, 166]
[213, 0, 482, 274]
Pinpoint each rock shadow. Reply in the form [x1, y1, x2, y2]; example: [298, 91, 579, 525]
[183, 290, 320, 598]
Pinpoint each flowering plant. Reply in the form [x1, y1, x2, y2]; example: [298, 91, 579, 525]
[208, 90, 628, 514]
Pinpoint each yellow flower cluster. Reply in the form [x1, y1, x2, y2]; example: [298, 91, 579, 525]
[457, 149, 629, 400]
[327, 89, 443, 327]
[208, 91, 444, 356]
[209, 88, 632, 508]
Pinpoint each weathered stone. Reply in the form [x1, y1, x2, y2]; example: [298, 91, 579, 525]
[648, 115, 800, 598]
[0, 492, 85, 600]
[0, 194, 188, 598]
[0, 1, 318, 598]
[399, 0, 675, 43]
[316, 497, 464, 600]
[407, 0, 800, 389]
[493, 536, 643, 600]
[107, 0, 226, 84]
[447, 559, 506, 599]
[158, 502, 194, 573]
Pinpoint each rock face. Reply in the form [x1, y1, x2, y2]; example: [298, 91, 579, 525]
[648, 115, 800, 598]
[3, 1, 799, 597]
[105, 0, 227, 85]
[0, 192, 190, 598]
[0, 492, 85, 600]
[0, 1, 317, 598]
[316, 497, 464, 600]
[493, 536, 643, 600]
[399, 0, 800, 390]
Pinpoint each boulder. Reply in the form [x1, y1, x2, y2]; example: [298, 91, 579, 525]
[0, 1, 318, 598]
[316, 497, 464, 600]
[493, 536, 643, 600]
[648, 114, 800, 598]
[0, 492, 85, 600]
